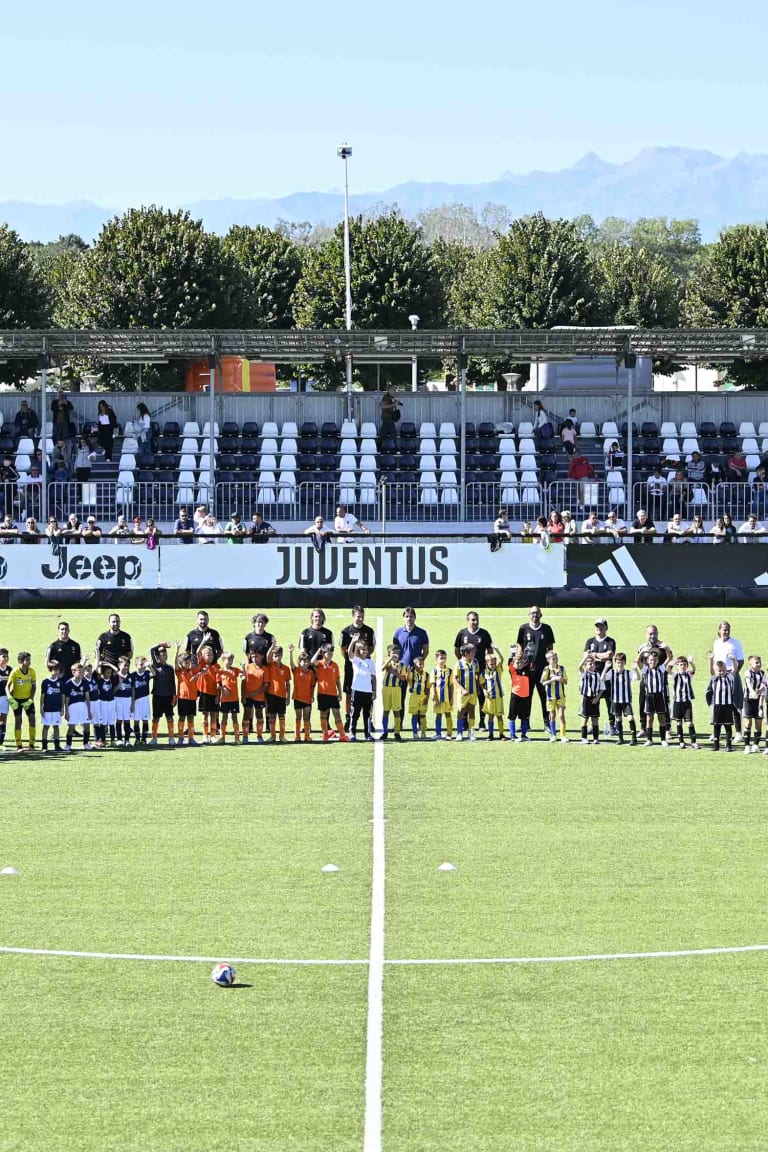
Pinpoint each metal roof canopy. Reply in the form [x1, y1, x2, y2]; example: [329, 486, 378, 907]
[1, 328, 768, 363]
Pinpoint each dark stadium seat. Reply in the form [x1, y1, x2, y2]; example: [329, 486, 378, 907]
[240, 437, 260, 453]
[320, 422, 339, 438]
[156, 453, 178, 471]
[317, 455, 338, 471]
[137, 453, 156, 469]
[399, 422, 417, 441]
[237, 454, 257, 473]
[641, 422, 659, 439]
[398, 454, 418, 472]
[699, 422, 717, 438]
[299, 438, 318, 455]
[643, 437, 661, 454]
[218, 454, 239, 471]
[221, 422, 239, 438]
[320, 438, 338, 454]
[379, 454, 396, 471]
[720, 422, 737, 438]
[159, 437, 180, 454]
[219, 437, 239, 454]
[464, 422, 476, 438]
[701, 437, 720, 454]
[539, 451, 558, 470]
[242, 421, 260, 438]
[379, 436, 397, 454]
[162, 421, 180, 438]
[478, 422, 496, 440]
[136, 470, 155, 484]
[721, 436, 739, 453]
[620, 422, 638, 438]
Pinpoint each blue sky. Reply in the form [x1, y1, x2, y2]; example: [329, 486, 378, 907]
[2, 0, 767, 205]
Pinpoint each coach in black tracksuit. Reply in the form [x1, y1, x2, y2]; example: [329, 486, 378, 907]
[184, 611, 224, 664]
[516, 606, 556, 729]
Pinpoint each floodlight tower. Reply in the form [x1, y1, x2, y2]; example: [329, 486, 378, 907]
[337, 144, 353, 415]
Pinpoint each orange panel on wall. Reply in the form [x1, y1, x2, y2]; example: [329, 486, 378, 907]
[185, 358, 276, 393]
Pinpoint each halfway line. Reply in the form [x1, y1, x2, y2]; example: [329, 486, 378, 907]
[363, 618, 386, 1152]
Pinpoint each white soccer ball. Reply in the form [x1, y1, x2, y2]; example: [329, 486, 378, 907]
[211, 962, 236, 987]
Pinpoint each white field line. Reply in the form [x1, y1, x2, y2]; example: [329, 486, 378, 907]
[363, 618, 386, 1152]
[5, 942, 768, 967]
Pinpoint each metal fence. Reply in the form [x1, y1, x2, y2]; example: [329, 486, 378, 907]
[8, 477, 768, 531]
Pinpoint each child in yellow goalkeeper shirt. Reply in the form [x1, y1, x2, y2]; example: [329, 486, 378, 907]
[540, 649, 568, 742]
[8, 651, 37, 752]
[481, 648, 505, 740]
[407, 656, 430, 740]
[454, 644, 480, 741]
[431, 650, 454, 740]
[381, 643, 405, 742]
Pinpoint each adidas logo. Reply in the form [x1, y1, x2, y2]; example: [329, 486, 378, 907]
[583, 545, 648, 588]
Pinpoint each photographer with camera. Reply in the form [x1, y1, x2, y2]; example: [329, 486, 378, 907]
[515, 606, 556, 730]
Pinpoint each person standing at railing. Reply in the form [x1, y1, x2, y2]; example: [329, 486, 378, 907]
[96, 400, 117, 462]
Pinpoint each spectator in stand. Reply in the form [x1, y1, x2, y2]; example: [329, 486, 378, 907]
[18, 464, 42, 519]
[250, 511, 276, 543]
[51, 390, 75, 439]
[62, 513, 81, 541]
[722, 512, 738, 543]
[334, 504, 370, 539]
[630, 508, 656, 544]
[560, 419, 578, 456]
[547, 511, 565, 543]
[130, 517, 145, 544]
[0, 514, 18, 543]
[490, 507, 512, 551]
[80, 517, 101, 545]
[751, 465, 768, 517]
[605, 441, 625, 470]
[0, 454, 19, 485]
[602, 509, 627, 541]
[73, 438, 92, 479]
[145, 518, 160, 550]
[686, 451, 707, 483]
[646, 466, 667, 510]
[666, 511, 690, 543]
[50, 456, 69, 483]
[688, 513, 707, 543]
[567, 453, 596, 482]
[711, 516, 727, 544]
[197, 513, 222, 543]
[109, 514, 131, 542]
[52, 438, 71, 471]
[21, 516, 41, 543]
[193, 504, 209, 530]
[380, 385, 402, 437]
[96, 400, 117, 462]
[727, 447, 748, 483]
[580, 509, 601, 543]
[304, 515, 334, 552]
[561, 510, 576, 544]
[45, 516, 61, 541]
[13, 400, 39, 445]
[175, 507, 195, 543]
[135, 403, 152, 451]
[738, 512, 766, 542]
[667, 470, 691, 516]
[224, 512, 247, 543]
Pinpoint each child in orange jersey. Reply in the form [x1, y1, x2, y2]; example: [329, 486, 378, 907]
[312, 644, 349, 742]
[242, 649, 268, 744]
[174, 649, 199, 746]
[265, 645, 291, 742]
[289, 644, 316, 742]
[194, 645, 221, 744]
[217, 653, 243, 743]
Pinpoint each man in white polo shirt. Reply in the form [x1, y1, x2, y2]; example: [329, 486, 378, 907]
[710, 620, 745, 740]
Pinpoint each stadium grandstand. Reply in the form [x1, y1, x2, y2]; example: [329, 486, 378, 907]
[2, 327, 768, 536]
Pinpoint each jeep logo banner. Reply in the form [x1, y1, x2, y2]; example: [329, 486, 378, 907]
[0, 545, 158, 589]
[159, 542, 566, 590]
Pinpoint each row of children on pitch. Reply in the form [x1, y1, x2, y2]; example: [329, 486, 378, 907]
[382, 642, 764, 750]
[0, 640, 363, 750]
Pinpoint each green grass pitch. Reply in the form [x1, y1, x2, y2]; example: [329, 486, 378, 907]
[2, 607, 768, 1151]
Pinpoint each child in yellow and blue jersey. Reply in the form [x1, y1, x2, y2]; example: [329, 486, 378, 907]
[8, 651, 37, 752]
[381, 643, 405, 741]
[407, 656, 430, 739]
[431, 650, 454, 740]
[481, 648, 505, 740]
[454, 644, 480, 741]
[540, 649, 568, 742]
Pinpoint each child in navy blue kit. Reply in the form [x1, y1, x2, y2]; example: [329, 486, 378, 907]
[93, 661, 118, 748]
[115, 656, 133, 746]
[131, 656, 152, 745]
[63, 663, 93, 752]
[40, 661, 63, 752]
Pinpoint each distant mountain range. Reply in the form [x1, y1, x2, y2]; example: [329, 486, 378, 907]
[5, 147, 768, 243]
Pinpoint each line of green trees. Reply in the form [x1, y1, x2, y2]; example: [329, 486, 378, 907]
[1, 205, 767, 390]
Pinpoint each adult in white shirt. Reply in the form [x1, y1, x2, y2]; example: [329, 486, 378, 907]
[602, 510, 626, 541]
[710, 620, 745, 737]
[580, 510, 601, 543]
[349, 636, 376, 741]
[334, 504, 370, 541]
[666, 513, 689, 543]
[197, 514, 222, 543]
[737, 513, 766, 543]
